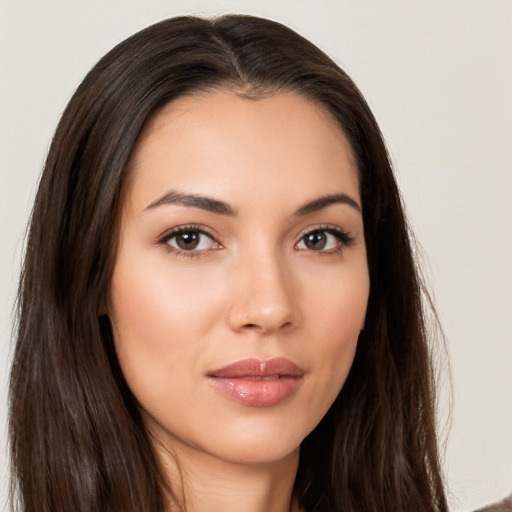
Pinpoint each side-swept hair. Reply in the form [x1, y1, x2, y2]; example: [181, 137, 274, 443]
[9, 14, 448, 512]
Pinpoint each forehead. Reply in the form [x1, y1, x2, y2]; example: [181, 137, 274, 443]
[124, 90, 360, 214]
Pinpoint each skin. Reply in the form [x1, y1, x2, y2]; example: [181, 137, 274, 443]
[108, 90, 369, 512]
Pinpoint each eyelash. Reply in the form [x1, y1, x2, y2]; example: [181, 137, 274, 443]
[157, 223, 354, 258]
[157, 224, 219, 259]
[297, 224, 354, 255]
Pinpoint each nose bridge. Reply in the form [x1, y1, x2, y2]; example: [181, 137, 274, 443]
[228, 239, 297, 333]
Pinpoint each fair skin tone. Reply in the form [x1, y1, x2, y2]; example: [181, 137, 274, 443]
[108, 90, 369, 512]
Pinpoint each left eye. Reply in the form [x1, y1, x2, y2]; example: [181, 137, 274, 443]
[296, 230, 343, 251]
[166, 230, 217, 252]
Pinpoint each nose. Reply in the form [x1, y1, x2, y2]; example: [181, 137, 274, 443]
[227, 249, 299, 334]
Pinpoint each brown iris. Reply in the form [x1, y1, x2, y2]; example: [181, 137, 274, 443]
[303, 232, 327, 250]
[175, 232, 200, 250]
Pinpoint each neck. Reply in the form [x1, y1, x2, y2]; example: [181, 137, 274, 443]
[155, 440, 300, 512]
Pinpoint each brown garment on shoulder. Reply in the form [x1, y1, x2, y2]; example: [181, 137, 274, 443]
[475, 494, 512, 512]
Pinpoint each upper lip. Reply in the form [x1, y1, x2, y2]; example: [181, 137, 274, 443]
[208, 357, 305, 378]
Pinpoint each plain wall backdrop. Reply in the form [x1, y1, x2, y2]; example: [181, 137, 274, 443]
[1, 1, 511, 510]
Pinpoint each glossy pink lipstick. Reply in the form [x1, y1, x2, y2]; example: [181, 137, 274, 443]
[207, 357, 305, 407]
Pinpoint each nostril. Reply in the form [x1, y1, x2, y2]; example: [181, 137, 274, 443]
[242, 321, 293, 331]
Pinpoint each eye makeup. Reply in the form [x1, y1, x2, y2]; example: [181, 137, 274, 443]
[156, 221, 354, 260]
[157, 224, 222, 258]
[295, 224, 354, 255]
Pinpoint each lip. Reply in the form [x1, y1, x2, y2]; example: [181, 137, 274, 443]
[207, 357, 305, 407]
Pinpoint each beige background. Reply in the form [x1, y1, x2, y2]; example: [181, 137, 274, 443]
[1, 1, 511, 510]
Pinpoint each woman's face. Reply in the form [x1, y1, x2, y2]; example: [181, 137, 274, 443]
[109, 90, 369, 467]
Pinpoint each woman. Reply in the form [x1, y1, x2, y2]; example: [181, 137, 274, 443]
[9, 14, 448, 512]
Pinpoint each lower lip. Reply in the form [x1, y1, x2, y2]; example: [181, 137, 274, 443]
[208, 376, 303, 407]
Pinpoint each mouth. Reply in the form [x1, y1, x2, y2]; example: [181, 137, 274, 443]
[207, 357, 305, 407]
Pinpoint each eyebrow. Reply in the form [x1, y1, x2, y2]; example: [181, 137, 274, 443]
[145, 191, 237, 216]
[145, 190, 361, 216]
[295, 193, 361, 215]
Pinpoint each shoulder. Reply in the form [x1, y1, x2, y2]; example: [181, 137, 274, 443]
[474, 494, 512, 512]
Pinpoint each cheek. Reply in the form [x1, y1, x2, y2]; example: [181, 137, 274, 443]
[304, 255, 368, 343]
[108, 255, 227, 396]
[296, 260, 369, 424]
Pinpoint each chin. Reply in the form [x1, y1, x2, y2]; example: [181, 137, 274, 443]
[204, 435, 302, 467]
[145, 408, 308, 469]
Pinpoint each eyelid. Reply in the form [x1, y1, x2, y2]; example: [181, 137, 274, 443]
[295, 224, 354, 251]
[157, 223, 213, 241]
[157, 224, 222, 256]
[156, 223, 354, 258]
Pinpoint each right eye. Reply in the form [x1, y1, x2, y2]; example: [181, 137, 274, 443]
[159, 226, 221, 256]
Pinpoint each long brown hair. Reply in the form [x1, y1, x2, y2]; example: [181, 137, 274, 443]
[9, 14, 448, 512]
